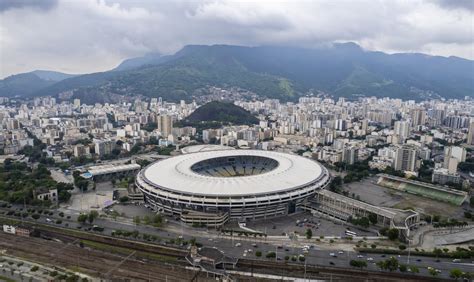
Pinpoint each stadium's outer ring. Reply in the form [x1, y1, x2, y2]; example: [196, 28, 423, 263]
[136, 150, 331, 221]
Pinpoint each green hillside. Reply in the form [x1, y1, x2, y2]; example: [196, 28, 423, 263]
[177, 101, 259, 130]
[3, 44, 473, 101]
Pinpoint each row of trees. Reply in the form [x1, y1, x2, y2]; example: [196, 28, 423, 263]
[433, 218, 469, 229]
[379, 227, 399, 241]
[77, 211, 99, 225]
[133, 214, 163, 227]
[73, 170, 90, 192]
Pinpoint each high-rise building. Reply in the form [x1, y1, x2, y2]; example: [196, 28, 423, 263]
[394, 120, 410, 142]
[467, 121, 474, 145]
[94, 140, 114, 156]
[157, 115, 173, 137]
[73, 144, 90, 157]
[361, 119, 368, 133]
[410, 108, 426, 127]
[394, 145, 417, 172]
[342, 147, 359, 165]
[334, 119, 347, 131]
[73, 99, 81, 108]
[444, 115, 470, 129]
[443, 146, 466, 173]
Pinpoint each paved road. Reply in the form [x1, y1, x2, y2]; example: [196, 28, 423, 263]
[1, 205, 473, 279]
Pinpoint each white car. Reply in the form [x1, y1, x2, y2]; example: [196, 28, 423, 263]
[235, 243, 241, 247]
[329, 253, 336, 257]
[367, 257, 374, 261]
[338, 251, 344, 254]
[357, 255, 364, 258]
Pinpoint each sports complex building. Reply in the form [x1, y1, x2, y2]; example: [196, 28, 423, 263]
[136, 149, 331, 226]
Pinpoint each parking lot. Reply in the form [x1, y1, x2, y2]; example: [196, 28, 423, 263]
[242, 212, 375, 237]
[63, 181, 114, 213]
[110, 203, 156, 218]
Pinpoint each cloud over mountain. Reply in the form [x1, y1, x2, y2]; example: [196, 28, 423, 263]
[0, 0, 472, 78]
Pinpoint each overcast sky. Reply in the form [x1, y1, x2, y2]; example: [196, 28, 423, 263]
[0, 0, 472, 78]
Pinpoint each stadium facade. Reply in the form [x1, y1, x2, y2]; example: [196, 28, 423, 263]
[136, 150, 330, 226]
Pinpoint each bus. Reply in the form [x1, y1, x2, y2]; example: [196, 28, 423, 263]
[345, 230, 357, 236]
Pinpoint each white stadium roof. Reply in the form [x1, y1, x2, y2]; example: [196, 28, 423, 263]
[180, 144, 235, 154]
[142, 150, 324, 196]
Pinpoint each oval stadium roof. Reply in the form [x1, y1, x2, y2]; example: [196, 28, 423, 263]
[142, 150, 324, 197]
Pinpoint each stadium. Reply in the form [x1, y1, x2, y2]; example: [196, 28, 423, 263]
[136, 149, 331, 226]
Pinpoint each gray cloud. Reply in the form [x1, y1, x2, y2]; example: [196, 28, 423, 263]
[431, 0, 474, 11]
[0, 0, 472, 78]
[0, 0, 57, 12]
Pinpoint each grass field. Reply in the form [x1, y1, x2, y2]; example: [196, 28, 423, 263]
[378, 178, 465, 206]
[0, 275, 16, 282]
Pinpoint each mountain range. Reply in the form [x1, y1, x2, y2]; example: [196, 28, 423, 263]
[1, 43, 472, 102]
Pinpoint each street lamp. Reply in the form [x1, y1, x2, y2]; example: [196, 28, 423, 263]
[407, 239, 411, 265]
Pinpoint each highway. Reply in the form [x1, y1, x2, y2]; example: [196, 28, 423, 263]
[1, 204, 473, 279]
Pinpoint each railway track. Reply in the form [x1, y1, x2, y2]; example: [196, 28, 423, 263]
[0, 232, 209, 281]
[0, 216, 447, 281]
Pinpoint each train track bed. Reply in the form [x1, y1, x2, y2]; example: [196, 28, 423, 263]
[0, 232, 208, 281]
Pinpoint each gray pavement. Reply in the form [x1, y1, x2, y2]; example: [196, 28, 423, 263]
[242, 212, 375, 237]
[1, 204, 473, 280]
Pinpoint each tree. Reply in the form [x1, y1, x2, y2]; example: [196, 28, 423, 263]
[305, 228, 312, 239]
[133, 216, 141, 225]
[428, 268, 438, 277]
[379, 227, 389, 236]
[152, 214, 163, 227]
[398, 264, 407, 272]
[77, 214, 87, 224]
[450, 268, 463, 280]
[255, 251, 262, 257]
[387, 228, 399, 241]
[88, 211, 98, 224]
[464, 211, 472, 219]
[377, 257, 399, 272]
[143, 215, 151, 225]
[399, 244, 406, 250]
[350, 260, 367, 269]
[265, 252, 276, 258]
[368, 213, 378, 225]
[409, 265, 419, 273]
[433, 248, 443, 259]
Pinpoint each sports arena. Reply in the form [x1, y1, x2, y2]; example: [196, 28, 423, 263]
[136, 149, 330, 226]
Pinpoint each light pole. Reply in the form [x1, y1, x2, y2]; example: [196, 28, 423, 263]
[275, 245, 278, 262]
[407, 239, 411, 265]
[304, 257, 307, 281]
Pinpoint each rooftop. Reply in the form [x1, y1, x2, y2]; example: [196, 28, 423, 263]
[142, 150, 325, 196]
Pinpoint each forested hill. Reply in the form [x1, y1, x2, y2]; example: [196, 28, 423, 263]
[177, 101, 259, 130]
[2, 43, 473, 101]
